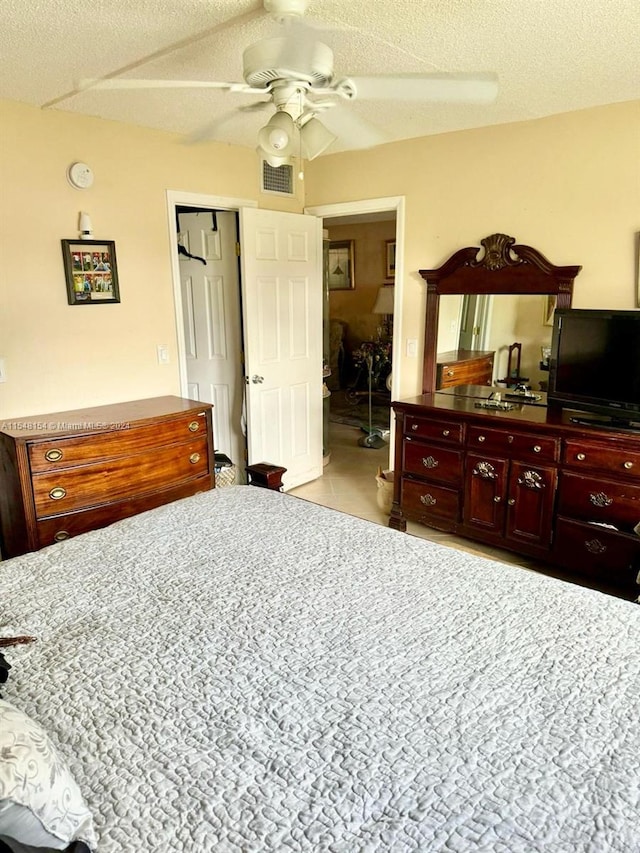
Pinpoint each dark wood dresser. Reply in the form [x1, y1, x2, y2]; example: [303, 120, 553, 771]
[0, 396, 214, 558]
[390, 390, 640, 597]
[436, 349, 495, 390]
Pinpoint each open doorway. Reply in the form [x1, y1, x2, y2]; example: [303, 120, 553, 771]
[167, 191, 324, 490]
[175, 207, 246, 478]
[322, 212, 397, 447]
[300, 196, 404, 505]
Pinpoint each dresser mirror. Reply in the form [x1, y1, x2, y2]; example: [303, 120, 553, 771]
[419, 233, 582, 394]
[438, 292, 559, 391]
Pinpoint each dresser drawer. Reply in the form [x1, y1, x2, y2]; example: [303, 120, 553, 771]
[437, 356, 493, 389]
[36, 476, 212, 547]
[467, 426, 559, 463]
[558, 472, 640, 533]
[28, 411, 209, 473]
[553, 517, 640, 587]
[401, 477, 460, 525]
[404, 416, 463, 445]
[33, 437, 209, 518]
[563, 439, 640, 479]
[403, 440, 463, 485]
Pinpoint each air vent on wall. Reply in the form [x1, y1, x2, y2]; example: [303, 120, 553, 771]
[261, 159, 294, 195]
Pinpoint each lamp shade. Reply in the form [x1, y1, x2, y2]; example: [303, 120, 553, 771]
[372, 285, 394, 314]
[258, 112, 296, 166]
[300, 117, 336, 160]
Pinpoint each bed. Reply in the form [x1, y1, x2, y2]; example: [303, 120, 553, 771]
[1, 486, 639, 852]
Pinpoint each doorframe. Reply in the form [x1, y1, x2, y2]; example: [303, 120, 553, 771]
[165, 189, 257, 396]
[304, 195, 405, 465]
[458, 293, 493, 351]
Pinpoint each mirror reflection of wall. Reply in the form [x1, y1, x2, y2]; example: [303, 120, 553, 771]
[439, 294, 555, 389]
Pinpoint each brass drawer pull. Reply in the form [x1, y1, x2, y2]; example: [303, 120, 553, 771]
[532, 445, 541, 453]
[446, 370, 454, 377]
[422, 456, 439, 469]
[585, 538, 606, 555]
[624, 461, 633, 470]
[477, 435, 485, 442]
[189, 452, 201, 464]
[576, 453, 586, 461]
[48, 487, 67, 500]
[44, 449, 63, 462]
[518, 470, 543, 490]
[472, 461, 497, 480]
[442, 429, 450, 437]
[420, 494, 437, 507]
[411, 423, 419, 431]
[507, 435, 514, 443]
[53, 531, 70, 542]
[188, 420, 200, 432]
[508, 498, 515, 506]
[589, 492, 613, 507]
[494, 496, 501, 503]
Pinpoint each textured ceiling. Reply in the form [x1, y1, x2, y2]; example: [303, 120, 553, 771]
[2, 0, 639, 156]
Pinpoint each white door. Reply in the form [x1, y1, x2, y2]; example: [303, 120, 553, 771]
[178, 210, 245, 471]
[239, 208, 323, 490]
[459, 293, 491, 350]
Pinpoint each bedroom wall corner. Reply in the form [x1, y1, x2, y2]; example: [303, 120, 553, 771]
[0, 99, 302, 419]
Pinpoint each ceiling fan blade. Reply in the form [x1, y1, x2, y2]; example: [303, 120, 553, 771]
[42, 5, 266, 108]
[184, 100, 271, 145]
[319, 104, 388, 151]
[78, 78, 257, 93]
[349, 73, 499, 104]
[183, 111, 240, 145]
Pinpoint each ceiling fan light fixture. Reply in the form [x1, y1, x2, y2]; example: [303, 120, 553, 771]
[258, 111, 296, 164]
[300, 117, 336, 160]
[259, 149, 293, 168]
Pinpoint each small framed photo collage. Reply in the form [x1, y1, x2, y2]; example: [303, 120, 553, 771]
[61, 239, 120, 305]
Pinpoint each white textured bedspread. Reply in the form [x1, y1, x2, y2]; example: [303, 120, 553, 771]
[1, 487, 639, 852]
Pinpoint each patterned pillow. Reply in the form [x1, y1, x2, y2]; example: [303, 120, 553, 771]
[0, 700, 96, 850]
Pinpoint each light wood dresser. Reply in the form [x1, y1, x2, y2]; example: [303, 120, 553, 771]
[435, 349, 495, 390]
[0, 396, 214, 558]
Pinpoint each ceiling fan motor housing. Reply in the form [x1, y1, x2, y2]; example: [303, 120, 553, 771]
[243, 37, 334, 89]
[264, 0, 310, 21]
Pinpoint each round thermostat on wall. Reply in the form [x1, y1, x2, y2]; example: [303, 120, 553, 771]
[67, 162, 94, 189]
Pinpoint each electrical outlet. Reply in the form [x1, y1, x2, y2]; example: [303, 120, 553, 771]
[0, 358, 6, 382]
[157, 345, 169, 365]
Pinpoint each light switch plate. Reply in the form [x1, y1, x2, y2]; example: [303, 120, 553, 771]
[156, 345, 169, 365]
[0, 358, 6, 382]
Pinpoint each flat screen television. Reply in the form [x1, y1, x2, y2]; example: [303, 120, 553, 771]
[547, 308, 640, 430]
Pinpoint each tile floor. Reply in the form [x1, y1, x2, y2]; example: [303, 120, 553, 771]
[290, 422, 637, 601]
[289, 421, 549, 571]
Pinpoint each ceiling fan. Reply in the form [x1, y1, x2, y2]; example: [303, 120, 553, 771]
[77, 0, 498, 164]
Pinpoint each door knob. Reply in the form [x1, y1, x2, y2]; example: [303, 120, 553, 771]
[251, 375, 264, 384]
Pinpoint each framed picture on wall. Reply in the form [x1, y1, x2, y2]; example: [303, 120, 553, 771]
[61, 239, 121, 305]
[328, 240, 355, 290]
[385, 240, 396, 281]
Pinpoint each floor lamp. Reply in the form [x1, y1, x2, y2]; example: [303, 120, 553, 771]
[358, 285, 394, 449]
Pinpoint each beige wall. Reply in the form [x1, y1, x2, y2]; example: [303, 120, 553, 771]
[1, 98, 638, 418]
[0, 100, 303, 418]
[306, 101, 640, 397]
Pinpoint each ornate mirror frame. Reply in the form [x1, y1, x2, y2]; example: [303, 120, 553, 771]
[419, 233, 582, 394]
